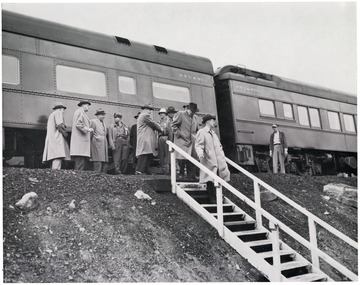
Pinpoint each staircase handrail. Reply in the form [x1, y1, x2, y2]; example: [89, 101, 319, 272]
[167, 140, 358, 281]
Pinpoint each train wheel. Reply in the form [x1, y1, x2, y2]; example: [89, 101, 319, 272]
[295, 163, 313, 176]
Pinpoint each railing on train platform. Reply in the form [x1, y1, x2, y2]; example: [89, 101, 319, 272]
[167, 140, 358, 282]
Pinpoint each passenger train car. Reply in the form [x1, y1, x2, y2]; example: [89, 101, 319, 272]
[214, 66, 357, 175]
[2, 11, 357, 175]
[2, 10, 217, 168]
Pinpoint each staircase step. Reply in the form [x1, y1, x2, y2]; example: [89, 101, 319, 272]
[234, 229, 269, 242]
[245, 239, 273, 247]
[258, 249, 295, 259]
[202, 204, 234, 213]
[287, 273, 328, 282]
[224, 220, 256, 231]
[185, 189, 208, 196]
[213, 212, 246, 222]
[190, 194, 211, 204]
[280, 260, 311, 272]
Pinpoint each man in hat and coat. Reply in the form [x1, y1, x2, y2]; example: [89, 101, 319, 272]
[172, 102, 199, 180]
[166, 106, 177, 142]
[135, 103, 163, 174]
[42, 102, 70, 169]
[269, 124, 288, 174]
[130, 112, 141, 168]
[158, 108, 170, 174]
[108, 112, 130, 174]
[70, 101, 93, 170]
[195, 114, 230, 204]
[90, 109, 109, 173]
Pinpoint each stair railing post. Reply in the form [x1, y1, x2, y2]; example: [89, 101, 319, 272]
[308, 217, 320, 268]
[215, 180, 224, 238]
[169, 143, 176, 194]
[269, 221, 282, 282]
[253, 181, 262, 227]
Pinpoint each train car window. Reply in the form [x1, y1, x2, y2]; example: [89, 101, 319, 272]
[327, 111, 341, 131]
[309, 108, 321, 128]
[283, 103, 294, 119]
[297, 106, 310, 126]
[2, 55, 20, 85]
[343, 114, 356, 133]
[118, 76, 136, 95]
[152, 82, 190, 102]
[56, 65, 106, 97]
[258, 99, 275, 117]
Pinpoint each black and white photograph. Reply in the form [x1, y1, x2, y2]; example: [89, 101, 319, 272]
[1, 1, 357, 282]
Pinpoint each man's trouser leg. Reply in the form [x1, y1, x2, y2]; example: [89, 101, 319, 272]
[279, 148, 285, 174]
[159, 136, 169, 173]
[178, 159, 186, 176]
[120, 140, 130, 174]
[113, 138, 122, 173]
[51, 158, 62, 170]
[136, 155, 147, 173]
[186, 160, 195, 179]
[74, 156, 86, 170]
[206, 181, 216, 204]
[273, 145, 280, 173]
[93, 161, 102, 172]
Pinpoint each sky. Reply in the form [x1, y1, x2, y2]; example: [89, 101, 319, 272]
[1, 1, 357, 95]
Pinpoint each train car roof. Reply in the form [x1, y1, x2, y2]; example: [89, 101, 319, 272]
[2, 10, 214, 75]
[214, 65, 357, 105]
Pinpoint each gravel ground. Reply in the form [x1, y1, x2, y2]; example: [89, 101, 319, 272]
[2, 167, 358, 282]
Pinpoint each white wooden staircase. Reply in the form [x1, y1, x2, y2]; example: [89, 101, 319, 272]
[167, 141, 358, 282]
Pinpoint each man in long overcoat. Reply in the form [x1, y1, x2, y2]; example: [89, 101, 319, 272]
[42, 102, 70, 169]
[129, 112, 141, 170]
[70, 101, 94, 170]
[172, 102, 199, 180]
[108, 112, 130, 174]
[135, 103, 163, 174]
[195, 114, 230, 204]
[269, 124, 288, 174]
[90, 108, 109, 173]
[158, 108, 170, 174]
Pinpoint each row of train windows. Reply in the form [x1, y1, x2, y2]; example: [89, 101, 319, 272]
[259, 99, 356, 133]
[2, 55, 190, 102]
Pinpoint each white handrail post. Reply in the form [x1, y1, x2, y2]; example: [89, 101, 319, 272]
[215, 180, 224, 238]
[269, 221, 282, 282]
[308, 217, 320, 268]
[169, 143, 176, 194]
[254, 181, 262, 227]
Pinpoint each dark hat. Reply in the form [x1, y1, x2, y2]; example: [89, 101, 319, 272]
[187, 102, 199, 112]
[159, 108, 167, 115]
[141, 103, 154, 110]
[53, 102, 66, 110]
[167, 106, 176, 114]
[78, 100, 91, 107]
[183, 104, 187, 109]
[95, 108, 106, 116]
[134, 112, 141, 119]
[114, 112, 122, 118]
[272, 124, 279, 128]
[202, 114, 216, 124]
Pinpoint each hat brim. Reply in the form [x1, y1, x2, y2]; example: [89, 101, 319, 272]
[95, 112, 106, 116]
[188, 107, 199, 112]
[53, 105, 66, 110]
[78, 101, 91, 107]
[202, 116, 216, 124]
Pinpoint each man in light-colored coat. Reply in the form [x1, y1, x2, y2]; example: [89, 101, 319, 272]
[158, 108, 170, 174]
[172, 102, 199, 180]
[195, 114, 230, 204]
[135, 103, 163, 174]
[70, 101, 94, 170]
[90, 108, 109, 173]
[42, 102, 70, 169]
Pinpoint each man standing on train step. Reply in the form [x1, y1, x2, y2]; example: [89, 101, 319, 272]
[172, 102, 199, 181]
[195, 114, 230, 204]
[130, 112, 141, 170]
[70, 101, 94, 170]
[158, 108, 170, 174]
[90, 109, 109, 173]
[42, 102, 71, 169]
[135, 103, 163, 175]
[108, 112, 130, 174]
[269, 124, 288, 174]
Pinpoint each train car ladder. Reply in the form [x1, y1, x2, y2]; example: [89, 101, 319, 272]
[166, 141, 358, 282]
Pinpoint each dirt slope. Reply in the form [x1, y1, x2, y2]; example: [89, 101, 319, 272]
[3, 168, 261, 282]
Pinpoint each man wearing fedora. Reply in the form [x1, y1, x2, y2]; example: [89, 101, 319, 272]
[135, 103, 163, 175]
[195, 114, 230, 204]
[269, 124, 288, 174]
[90, 109, 109, 173]
[42, 102, 71, 169]
[108, 112, 130, 174]
[158, 108, 170, 174]
[166, 106, 177, 142]
[172, 102, 200, 180]
[70, 101, 94, 170]
[130, 112, 141, 170]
